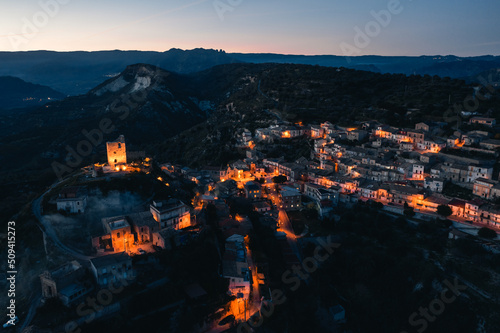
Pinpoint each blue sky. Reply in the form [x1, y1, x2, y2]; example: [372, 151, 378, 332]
[1, 0, 499, 56]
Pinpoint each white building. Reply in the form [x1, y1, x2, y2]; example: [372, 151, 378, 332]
[150, 199, 191, 230]
[56, 186, 88, 214]
[467, 165, 493, 183]
[411, 164, 425, 180]
[424, 177, 444, 193]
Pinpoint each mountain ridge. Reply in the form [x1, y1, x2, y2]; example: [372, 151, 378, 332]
[0, 49, 499, 96]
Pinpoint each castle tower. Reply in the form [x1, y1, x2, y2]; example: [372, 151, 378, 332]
[107, 135, 127, 168]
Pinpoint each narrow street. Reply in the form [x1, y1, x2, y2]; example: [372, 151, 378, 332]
[278, 209, 302, 262]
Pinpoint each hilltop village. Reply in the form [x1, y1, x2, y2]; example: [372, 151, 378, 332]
[33, 116, 500, 332]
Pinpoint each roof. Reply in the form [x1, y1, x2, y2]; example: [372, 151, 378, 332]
[280, 189, 301, 198]
[448, 198, 467, 208]
[90, 252, 131, 269]
[184, 283, 207, 299]
[482, 204, 500, 214]
[102, 216, 130, 232]
[390, 185, 422, 195]
[253, 201, 271, 209]
[425, 177, 444, 183]
[226, 234, 245, 244]
[467, 198, 486, 207]
[475, 177, 497, 186]
[245, 182, 260, 191]
[58, 283, 86, 298]
[128, 211, 157, 228]
[423, 195, 450, 205]
[151, 199, 187, 213]
[158, 228, 177, 239]
[50, 260, 82, 279]
[470, 117, 495, 121]
[57, 186, 87, 200]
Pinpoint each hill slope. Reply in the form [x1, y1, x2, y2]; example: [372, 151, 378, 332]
[0, 76, 65, 110]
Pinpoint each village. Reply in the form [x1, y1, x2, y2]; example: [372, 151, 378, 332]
[34, 115, 500, 331]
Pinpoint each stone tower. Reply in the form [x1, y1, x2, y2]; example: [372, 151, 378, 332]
[107, 135, 127, 168]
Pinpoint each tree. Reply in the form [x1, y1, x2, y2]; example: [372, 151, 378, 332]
[206, 203, 218, 227]
[478, 227, 497, 239]
[272, 175, 287, 184]
[403, 202, 415, 217]
[404, 208, 415, 218]
[437, 204, 452, 218]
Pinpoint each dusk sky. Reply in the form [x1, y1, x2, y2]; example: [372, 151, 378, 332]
[1, 0, 499, 56]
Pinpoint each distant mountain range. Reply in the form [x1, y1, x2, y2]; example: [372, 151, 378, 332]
[0, 76, 65, 110]
[0, 49, 499, 96]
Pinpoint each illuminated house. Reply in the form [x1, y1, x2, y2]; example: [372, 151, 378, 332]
[244, 181, 261, 200]
[201, 165, 228, 182]
[101, 216, 135, 253]
[469, 117, 496, 127]
[90, 252, 135, 288]
[128, 211, 159, 243]
[253, 201, 272, 213]
[347, 129, 368, 142]
[411, 164, 425, 180]
[448, 198, 467, 217]
[418, 195, 450, 213]
[473, 178, 500, 199]
[463, 199, 500, 227]
[358, 182, 382, 200]
[387, 184, 425, 206]
[465, 199, 484, 222]
[310, 125, 324, 138]
[150, 199, 191, 230]
[56, 186, 88, 214]
[304, 183, 338, 205]
[417, 136, 446, 152]
[279, 187, 302, 211]
[106, 135, 127, 170]
[406, 129, 425, 145]
[467, 165, 493, 183]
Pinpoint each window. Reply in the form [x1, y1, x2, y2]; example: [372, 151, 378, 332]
[117, 232, 120, 238]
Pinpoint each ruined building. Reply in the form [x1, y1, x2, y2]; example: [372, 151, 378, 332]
[39, 261, 91, 307]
